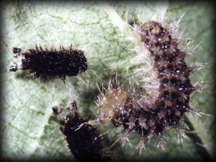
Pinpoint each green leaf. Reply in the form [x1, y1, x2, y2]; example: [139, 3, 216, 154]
[2, 1, 214, 160]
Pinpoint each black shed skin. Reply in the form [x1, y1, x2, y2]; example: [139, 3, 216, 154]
[53, 102, 110, 161]
[10, 46, 87, 78]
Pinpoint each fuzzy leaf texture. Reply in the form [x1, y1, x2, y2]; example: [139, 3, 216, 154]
[1, 1, 215, 161]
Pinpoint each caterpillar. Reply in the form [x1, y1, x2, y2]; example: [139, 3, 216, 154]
[52, 100, 110, 161]
[83, 21, 197, 149]
[9, 46, 87, 79]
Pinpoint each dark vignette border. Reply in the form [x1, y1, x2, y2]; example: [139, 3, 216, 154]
[0, 0, 216, 162]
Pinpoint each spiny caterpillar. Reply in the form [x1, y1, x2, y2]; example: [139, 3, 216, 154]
[9, 46, 87, 79]
[83, 21, 197, 149]
[52, 101, 110, 161]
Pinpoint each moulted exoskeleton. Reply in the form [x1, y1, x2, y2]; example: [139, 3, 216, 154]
[52, 100, 110, 161]
[9, 46, 87, 79]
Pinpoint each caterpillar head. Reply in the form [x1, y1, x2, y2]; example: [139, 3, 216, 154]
[52, 100, 78, 125]
[96, 84, 128, 124]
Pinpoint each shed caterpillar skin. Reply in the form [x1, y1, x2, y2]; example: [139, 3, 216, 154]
[9, 46, 87, 79]
[52, 101, 110, 161]
[86, 21, 197, 149]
